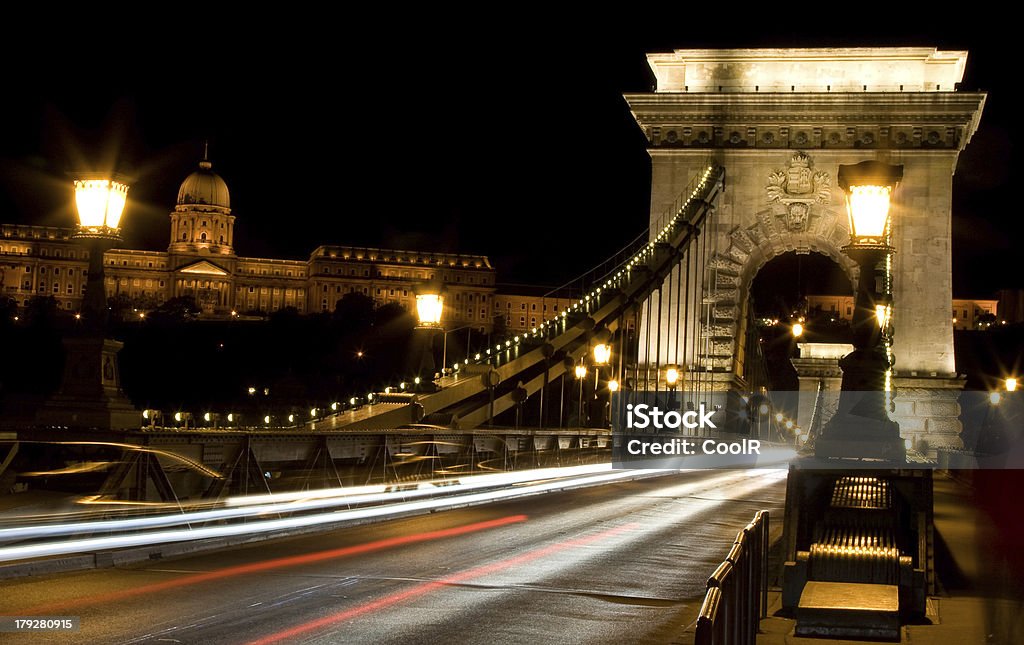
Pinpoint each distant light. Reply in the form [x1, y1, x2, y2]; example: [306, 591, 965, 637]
[288, 414, 294, 423]
[792, 323, 804, 337]
[990, 392, 1002, 405]
[74, 313, 81, 320]
[231, 310, 238, 317]
[138, 312, 146, 319]
[875, 304, 890, 329]
[785, 420, 794, 429]
[758, 403, 770, 416]
[952, 317, 957, 324]
[310, 408, 318, 417]
[414, 377, 421, 385]
[203, 412, 211, 422]
[264, 415, 271, 424]
[905, 438, 913, 450]
[574, 365, 587, 379]
[400, 382, 407, 389]
[384, 387, 392, 394]
[174, 412, 182, 422]
[247, 387, 256, 395]
[665, 366, 680, 386]
[367, 393, 374, 401]
[349, 397, 357, 406]
[142, 410, 150, 419]
[593, 343, 612, 366]
[1006, 378, 1018, 392]
[227, 413, 234, 422]
[356, 351, 364, 358]
[608, 379, 620, 392]
[330, 402, 338, 411]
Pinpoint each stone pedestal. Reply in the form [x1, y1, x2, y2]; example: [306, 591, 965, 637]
[891, 375, 965, 456]
[791, 352, 846, 431]
[35, 337, 139, 430]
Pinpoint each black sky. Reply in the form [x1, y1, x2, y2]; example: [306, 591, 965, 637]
[0, 19, 1018, 296]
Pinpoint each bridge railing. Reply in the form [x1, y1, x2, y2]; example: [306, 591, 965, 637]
[695, 510, 769, 645]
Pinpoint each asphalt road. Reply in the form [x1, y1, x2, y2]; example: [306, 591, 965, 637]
[0, 468, 787, 645]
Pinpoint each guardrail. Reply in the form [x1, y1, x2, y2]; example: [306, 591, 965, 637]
[695, 510, 769, 645]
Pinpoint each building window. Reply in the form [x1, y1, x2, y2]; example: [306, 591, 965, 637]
[521, 303, 526, 310]
[249, 287, 255, 293]
[66, 284, 73, 294]
[54, 267, 60, 275]
[520, 316, 526, 325]
[53, 282, 59, 293]
[159, 280, 165, 287]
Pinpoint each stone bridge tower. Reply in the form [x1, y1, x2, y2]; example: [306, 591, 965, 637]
[626, 48, 986, 451]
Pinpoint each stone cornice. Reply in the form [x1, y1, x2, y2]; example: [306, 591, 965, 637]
[624, 92, 986, 151]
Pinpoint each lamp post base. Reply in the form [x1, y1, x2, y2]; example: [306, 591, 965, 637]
[813, 415, 906, 462]
[35, 337, 140, 430]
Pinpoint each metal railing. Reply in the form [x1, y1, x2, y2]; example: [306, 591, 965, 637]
[695, 510, 769, 645]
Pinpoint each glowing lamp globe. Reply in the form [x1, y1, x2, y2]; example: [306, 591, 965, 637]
[415, 293, 444, 327]
[592, 343, 612, 366]
[665, 366, 680, 387]
[73, 176, 130, 238]
[837, 161, 903, 246]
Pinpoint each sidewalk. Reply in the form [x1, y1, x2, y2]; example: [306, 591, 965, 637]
[756, 472, 1023, 644]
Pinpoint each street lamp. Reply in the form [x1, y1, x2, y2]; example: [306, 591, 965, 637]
[574, 363, 587, 426]
[73, 175, 130, 325]
[37, 174, 139, 429]
[414, 282, 445, 384]
[664, 364, 681, 410]
[1006, 378, 1018, 392]
[816, 160, 905, 461]
[415, 290, 444, 327]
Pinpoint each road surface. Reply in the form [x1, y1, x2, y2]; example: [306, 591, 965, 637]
[0, 468, 787, 644]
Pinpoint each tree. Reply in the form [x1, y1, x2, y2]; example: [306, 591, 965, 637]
[0, 296, 16, 325]
[333, 292, 375, 330]
[24, 296, 59, 328]
[150, 296, 201, 323]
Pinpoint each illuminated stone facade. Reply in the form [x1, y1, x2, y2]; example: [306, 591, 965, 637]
[626, 47, 988, 452]
[0, 158, 496, 330]
[805, 294, 997, 330]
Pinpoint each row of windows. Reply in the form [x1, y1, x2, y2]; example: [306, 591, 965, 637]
[494, 301, 562, 312]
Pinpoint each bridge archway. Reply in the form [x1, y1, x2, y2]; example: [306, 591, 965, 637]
[626, 48, 986, 452]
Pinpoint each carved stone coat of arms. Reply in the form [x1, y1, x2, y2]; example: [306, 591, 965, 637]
[766, 152, 831, 231]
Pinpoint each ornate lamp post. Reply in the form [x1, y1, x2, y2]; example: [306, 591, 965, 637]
[574, 363, 587, 427]
[664, 364, 680, 411]
[815, 160, 905, 461]
[73, 175, 129, 325]
[36, 175, 138, 429]
[413, 282, 444, 386]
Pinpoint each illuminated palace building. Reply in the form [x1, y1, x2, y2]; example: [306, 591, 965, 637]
[0, 156, 570, 332]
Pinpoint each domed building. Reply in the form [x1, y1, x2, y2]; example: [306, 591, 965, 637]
[0, 149, 497, 326]
[168, 152, 235, 256]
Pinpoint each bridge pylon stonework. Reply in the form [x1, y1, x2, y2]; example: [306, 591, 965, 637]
[626, 48, 986, 452]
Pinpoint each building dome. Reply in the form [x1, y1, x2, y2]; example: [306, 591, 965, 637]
[177, 158, 230, 209]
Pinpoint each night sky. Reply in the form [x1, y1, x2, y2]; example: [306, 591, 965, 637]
[0, 21, 1018, 297]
